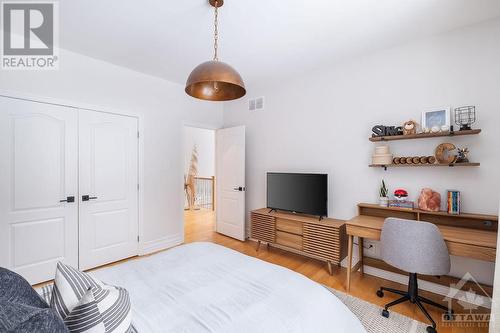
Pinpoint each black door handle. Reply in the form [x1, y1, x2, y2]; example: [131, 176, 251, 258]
[59, 196, 75, 203]
[233, 187, 245, 192]
[82, 195, 98, 201]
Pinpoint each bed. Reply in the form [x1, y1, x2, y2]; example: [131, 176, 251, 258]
[89, 242, 366, 332]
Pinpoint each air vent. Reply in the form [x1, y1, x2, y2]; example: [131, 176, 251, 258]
[248, 97, 264, 111]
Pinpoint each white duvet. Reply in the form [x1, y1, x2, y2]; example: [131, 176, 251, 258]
[91, 242, 366, 333]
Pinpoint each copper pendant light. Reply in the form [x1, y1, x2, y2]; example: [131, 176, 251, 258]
[185, 0, 246, 101]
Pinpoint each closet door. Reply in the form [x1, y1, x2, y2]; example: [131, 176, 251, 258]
[0, 96, 79, 284]
[79, 110, 139, 270]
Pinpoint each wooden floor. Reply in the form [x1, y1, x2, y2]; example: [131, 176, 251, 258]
[185, 209, 490, 333]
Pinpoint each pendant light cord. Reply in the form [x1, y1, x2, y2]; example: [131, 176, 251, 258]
[213, 1, 219, 61]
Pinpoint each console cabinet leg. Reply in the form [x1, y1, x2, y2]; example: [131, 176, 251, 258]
[256, 240, 261, 251]
[327, 260, 333, 275]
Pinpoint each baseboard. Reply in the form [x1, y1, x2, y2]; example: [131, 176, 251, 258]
[362, 265, 492, 309]
[138, 233, 183, 256]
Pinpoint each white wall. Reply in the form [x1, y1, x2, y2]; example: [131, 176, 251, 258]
[223, 19, 500, 285]
[183, 126, 215, 178]
[490, 199, 500, 332]
[0, 48, 223, 254]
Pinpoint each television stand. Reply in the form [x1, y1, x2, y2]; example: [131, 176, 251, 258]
[250, 208, 347, 275]
[268, 208, 277, 213]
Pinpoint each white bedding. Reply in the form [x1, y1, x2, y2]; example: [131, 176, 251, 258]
[90, 242, 366, 333]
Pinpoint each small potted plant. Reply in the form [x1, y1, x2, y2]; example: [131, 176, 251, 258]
[379, 180, 389, 207]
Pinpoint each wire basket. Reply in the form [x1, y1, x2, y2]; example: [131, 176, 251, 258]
[454, 106, 476, 131]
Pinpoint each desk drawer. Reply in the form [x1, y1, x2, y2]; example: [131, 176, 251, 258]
[446, 242, 496, 262]
[276, 218, 303, 235]
[276, 231, 302, 250]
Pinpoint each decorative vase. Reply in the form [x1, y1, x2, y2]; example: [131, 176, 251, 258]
[379, 197, 389, 207]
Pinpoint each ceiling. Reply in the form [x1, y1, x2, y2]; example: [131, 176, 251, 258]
[60, 0, 500, 86]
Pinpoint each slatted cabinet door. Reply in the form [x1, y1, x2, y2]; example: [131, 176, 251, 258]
[250, 212, 276, 244]
[303, 223, 344, 264]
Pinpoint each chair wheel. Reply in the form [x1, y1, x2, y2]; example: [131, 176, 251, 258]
[426, 326, 436, 333]
[381, 309, 389, 318]
[376, 290, 384, 298]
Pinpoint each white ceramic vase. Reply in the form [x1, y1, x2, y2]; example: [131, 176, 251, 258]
[379, 197, 389, 207]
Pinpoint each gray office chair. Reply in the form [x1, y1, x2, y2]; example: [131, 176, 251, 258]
[376, 218, 453, 333]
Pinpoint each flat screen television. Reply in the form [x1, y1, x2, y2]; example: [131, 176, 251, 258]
[267, 172, 327, 217]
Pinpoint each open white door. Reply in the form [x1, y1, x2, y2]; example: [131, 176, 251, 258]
[216, 126, 246, 241]
[79, 110, 139, 270]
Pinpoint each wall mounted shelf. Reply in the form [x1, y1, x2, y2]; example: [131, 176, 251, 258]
[369, 129, 481, 142]
[369, 162, 480, 170]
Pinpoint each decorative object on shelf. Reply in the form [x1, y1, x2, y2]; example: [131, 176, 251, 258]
[379, 180, 389, 207]
[447, 190, 461, 214]
[417, 188, 441, 212]
[390, 156, 438, 165]
[372, 145, 393, 165]
[394, 189, 408, 201]
[389, 199, 414, 209]
[441, 125, 449, 132]
[423, 127, 431, 134]
[421, 107, 451, 132]
[430, 126, 440, 133]
[454, 106, 476, 131]
[456, 148, 470, 163]
[402, 120, 418, 135]
[371, 125, 403, 137]
[184, 145, 199, 210]
[185, 0, 246, 101]
[435, 143, 457, 164]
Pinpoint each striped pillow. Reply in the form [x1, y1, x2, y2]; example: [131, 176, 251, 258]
[64, 289, 105, 333]
[51, 262, 132, 333]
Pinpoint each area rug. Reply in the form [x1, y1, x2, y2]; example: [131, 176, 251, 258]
[327, 288, 428, 333]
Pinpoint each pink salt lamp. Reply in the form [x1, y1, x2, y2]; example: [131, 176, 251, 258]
[418, 188, 441, 212]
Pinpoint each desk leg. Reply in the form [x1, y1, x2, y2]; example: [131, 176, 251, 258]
[358, 237, 364, 275]
[347, 235, 353, 292]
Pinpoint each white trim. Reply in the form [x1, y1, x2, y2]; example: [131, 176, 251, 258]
[363, 266, 491, 309]
[138, 233, 183, 256]
[340, 254, 491, 308]
[0, 89, 145, 261]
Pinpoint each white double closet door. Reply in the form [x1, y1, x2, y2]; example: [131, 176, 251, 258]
[0, 96, 139, 284]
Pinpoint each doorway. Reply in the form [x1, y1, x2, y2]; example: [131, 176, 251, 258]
[183, 126, 216, 241]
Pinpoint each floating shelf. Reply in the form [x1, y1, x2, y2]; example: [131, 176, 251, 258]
[369, 129, 481, 142]
[369, 162, 480, 170]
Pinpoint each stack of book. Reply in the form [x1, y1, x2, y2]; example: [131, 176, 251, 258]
[447, 190, 461, 214]
[389, 200, 414, 209]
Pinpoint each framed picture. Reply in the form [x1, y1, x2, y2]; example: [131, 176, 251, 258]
[421, 107, 451, 131]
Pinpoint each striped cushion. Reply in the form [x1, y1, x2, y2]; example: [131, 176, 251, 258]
[64, 289, 105, 333]
[51, 262, 132, 333]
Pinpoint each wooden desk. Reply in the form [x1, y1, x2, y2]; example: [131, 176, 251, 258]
[346, 204, 498, 292]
